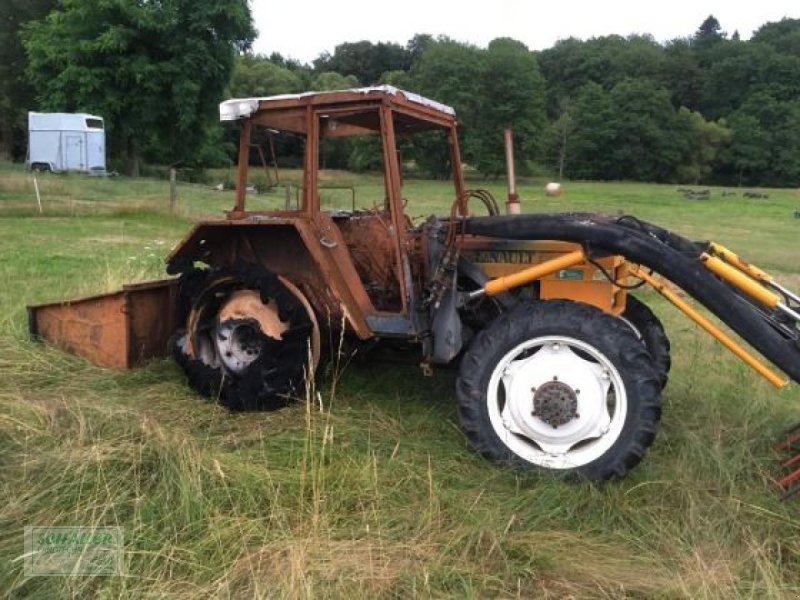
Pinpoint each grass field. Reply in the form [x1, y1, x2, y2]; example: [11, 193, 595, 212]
[1, 162, 800, 598]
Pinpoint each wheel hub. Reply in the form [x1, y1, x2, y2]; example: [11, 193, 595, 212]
[217, 319, 263, 373]
[214, 290, 288, 374]
[532, 379, 579, 428]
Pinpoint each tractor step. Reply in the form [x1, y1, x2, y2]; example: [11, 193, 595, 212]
[27, 279, 179, 368]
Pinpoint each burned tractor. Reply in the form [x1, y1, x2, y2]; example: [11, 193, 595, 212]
[29, 86, 800, 489]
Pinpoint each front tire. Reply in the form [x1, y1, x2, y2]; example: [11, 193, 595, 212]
[456, 300, 662, 481]
[621, 295, 671, 389]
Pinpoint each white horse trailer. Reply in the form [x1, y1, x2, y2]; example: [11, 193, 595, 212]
[27, 112, 106, 174]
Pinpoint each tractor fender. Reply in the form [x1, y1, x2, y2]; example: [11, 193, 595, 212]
[166, 218, 374, 338]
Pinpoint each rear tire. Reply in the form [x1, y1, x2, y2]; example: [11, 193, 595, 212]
[173, 263, 318, 411]
[456, 300, 662, 481]
[622, 295, 671, 389]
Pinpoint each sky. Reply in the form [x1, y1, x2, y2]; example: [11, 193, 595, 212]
[251, 0, 798, 64]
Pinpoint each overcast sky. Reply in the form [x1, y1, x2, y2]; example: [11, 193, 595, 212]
[251, 0, 798, 64]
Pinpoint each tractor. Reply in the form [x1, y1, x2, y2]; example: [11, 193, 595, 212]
[28, 86, 800, 490]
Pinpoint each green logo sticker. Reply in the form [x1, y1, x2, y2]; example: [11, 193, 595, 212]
[557, 268, 584, 280]
[24, 526, 123, 576]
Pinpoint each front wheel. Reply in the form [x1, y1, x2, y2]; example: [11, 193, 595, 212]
[456, 300, 662, 481]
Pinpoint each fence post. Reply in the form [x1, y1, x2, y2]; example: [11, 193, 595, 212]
[32, 173, 42, 214]
[169, 168, 177, 213]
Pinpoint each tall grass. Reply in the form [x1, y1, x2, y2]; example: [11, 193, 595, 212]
[1, 162, 800, 597]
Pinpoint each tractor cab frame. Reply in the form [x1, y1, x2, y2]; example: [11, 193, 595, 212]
[169, 87, 476, 342]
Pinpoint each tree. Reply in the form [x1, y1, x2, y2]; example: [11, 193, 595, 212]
[468, 38, 547, 178]
[0, 0, 57, 160]
[409, 37, 548, 178]
[565, 83, 617, 179]
[228, 56, 306, 97]
[409, 38, 485, 178]
[547, 99, 575, 179]
[662, 38, 702, 110]
[266, 52, 307, 72]
[751, 18, 800, 54]
[23, 0, 255, 173]
[698, 41, 800, 119]
[695, 15, 724, 48]
[406, 34, 434, 62]
[378, 69, 413, 88]
[675, 108, 730, 183]
[313, 41, 412, 86]
[712, 91, 800, 186]
[566, 80, 688, 182]
[721, 112, 770, 185]
[312, 72, 359, 91]
[538, 35, 666, 118]
[606, 79, 687, 181]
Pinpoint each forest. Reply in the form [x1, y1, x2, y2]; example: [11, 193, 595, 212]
[1, 1, 799, 186]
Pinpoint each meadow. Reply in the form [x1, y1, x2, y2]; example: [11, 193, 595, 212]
[1, 161, 800, 598]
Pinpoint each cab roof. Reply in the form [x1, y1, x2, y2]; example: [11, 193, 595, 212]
[220, 85, 455, 120]
[219, 85, 457, 135]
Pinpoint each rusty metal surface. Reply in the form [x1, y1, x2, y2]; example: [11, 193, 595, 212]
[243, 88, 458, 132]
[219, 291, 288, 339]
[28, 279, 179, 368]
[166, 219, 375, 338]
[235, 120, 251, 212]
[335, 213, 402, 311]
[379, 104, 411, 312]
[776, 426, 800, 499]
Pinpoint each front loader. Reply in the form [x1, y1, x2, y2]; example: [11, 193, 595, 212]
[28, 86, 800, 492]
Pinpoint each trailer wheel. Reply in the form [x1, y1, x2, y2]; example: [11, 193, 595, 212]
[621, 295, 671, 389]
[456, 300, 661, 481]
[173, 263, 319, 411]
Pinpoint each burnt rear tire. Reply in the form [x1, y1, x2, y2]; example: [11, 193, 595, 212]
[622, 295, 671, 389]
[456, 300, 662, 481]
[173, 263, 317, 411]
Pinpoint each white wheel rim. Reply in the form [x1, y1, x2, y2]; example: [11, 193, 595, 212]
[619, 316, 642, 340]
[486, 336, 627, 470]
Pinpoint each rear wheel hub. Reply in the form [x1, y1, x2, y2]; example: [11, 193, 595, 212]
[216, 319, 263, 373]
[532, 380, 579, 428]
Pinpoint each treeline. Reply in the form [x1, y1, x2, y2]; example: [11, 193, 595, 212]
[229, 17, 800, 186]
[1, 3, 799, 186]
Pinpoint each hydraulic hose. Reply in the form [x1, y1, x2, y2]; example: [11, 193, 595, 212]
[462, 213, 800, 384]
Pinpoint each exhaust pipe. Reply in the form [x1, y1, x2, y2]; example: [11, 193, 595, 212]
[504, 129, 520, 215]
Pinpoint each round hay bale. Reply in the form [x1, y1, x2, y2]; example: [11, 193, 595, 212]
[545, 182, 563, 196]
